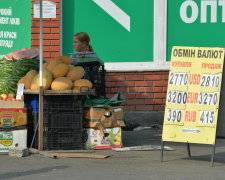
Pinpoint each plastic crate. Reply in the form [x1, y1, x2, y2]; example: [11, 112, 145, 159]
[43, 128, 83, 150]
[82, 64, 105, 97]
[24, 94, 39, 113]
[27, 112, 39, 147]
[43, 111, 82, 129]
[43, 95, 82, 111]
[70, 52, 103, 66]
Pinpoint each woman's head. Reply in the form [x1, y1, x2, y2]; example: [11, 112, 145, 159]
[73, 32, 93, 52]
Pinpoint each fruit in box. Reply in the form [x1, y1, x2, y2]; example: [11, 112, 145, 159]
[0, 93, 21, 101]
[0, 94, 7, 100]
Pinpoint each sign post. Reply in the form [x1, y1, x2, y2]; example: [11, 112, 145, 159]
[161, 46, 225, 166]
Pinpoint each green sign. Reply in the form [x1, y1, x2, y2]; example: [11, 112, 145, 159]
[0, 0, 31, 57]
[62, 0, 154, 62]
[167, 0, 225, 61]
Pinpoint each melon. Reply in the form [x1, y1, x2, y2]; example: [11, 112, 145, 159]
[24, 70, 38, 89]
[4, 48, 39, 60]
[18, 76, 27, 85]
[4, 48, 29, 60]
[43, 62, 49, 70]
[68, 64, 74, 70]
[30, 70, 53, 90]
[73, 79, 93, 92]
[47, 59, 62, 72]
[67, 66, 85, 81]
[51, 77, 73, 90]
[55, 56, 72, 65]
[52, 63, 69, 78]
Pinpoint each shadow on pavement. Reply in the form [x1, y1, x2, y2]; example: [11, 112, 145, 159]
[0, 165, 69, 180]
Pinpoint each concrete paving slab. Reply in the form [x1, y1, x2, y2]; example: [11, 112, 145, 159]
[0, 128, 225, 180]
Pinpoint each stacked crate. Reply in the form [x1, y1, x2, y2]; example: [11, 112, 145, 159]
[70, 52, 105, 97]
[82, 64, 105, 97]
[0, 101, 27, 152]
[24, 94, 39, 148]
[43, 95, 83, 150]
[24, 94, 84, 150]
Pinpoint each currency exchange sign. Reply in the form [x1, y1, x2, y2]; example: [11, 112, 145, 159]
[162, 46, 225, 145]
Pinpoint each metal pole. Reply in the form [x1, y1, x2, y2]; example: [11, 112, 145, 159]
[38, 0, 44, 151]
[187, 143, 191, 158]
[161, 141, 164, 162]
[211, 142, 216, 167]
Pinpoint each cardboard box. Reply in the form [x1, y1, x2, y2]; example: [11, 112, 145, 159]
[0, 108, 27, 129]
[84, 127, 122, 149]
[0, 129, 27, 152]
[0, 101, 24, 108]
[83, 106, 125, 128]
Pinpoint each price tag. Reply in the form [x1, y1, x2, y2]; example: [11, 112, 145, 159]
[198, 92, 218, 106]
[16, 84, 24, 100]
[169, 72, 189, 86]
[167, 109, 183, 123]
[167, 90, 187, 104]
[200, 74, 221, 87]
[199, 111, 215, 125]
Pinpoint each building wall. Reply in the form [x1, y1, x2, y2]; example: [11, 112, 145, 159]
[30, 0, 168, 111]
[105, 71, 168, 111]
[31, 0, 61, 61]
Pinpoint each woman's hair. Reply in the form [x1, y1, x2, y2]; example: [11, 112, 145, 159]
[74, 32, 94, 52]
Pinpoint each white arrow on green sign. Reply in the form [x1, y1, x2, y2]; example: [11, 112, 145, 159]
[92, 0, 130, 32]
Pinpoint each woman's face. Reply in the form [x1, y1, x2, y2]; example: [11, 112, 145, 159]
[73, 37, 87, 52]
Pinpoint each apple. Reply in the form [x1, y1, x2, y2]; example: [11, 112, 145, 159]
[7, 93, 15, 99]
[0, 94, 7, 100]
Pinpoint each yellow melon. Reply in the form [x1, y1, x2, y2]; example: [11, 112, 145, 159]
[30, 70, 53, 90]
[67, 66, 85, 81]
[73, 79, 93, 92]
[43, 62, 49, 70]
[47, 59, 62, 72]
[18, 76, 26, 85]
[24, 70, 38, 89]
[52, 63, 69, 78]
[51, 77, 73, 90]
[68, 64, 74, 70]
[55, 56, 72, 65]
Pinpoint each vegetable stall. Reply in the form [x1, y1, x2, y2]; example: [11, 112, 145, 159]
[0, 48, 125, 152]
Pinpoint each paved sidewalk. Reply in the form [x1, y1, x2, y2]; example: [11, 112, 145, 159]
[0, 128, 225, 180]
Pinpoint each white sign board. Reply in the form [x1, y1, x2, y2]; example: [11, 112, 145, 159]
[33, 1, 56, 18]
[16, 84, 24, 100]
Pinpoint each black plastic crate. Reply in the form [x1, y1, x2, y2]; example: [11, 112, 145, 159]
[27, 112, 39, 148]
[43, 128, 83, 150]
[43, 95, 82, 111]
[82, 64, 105, 97]
[43, 111, 82, 129]
[24, 94, 39, 113]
